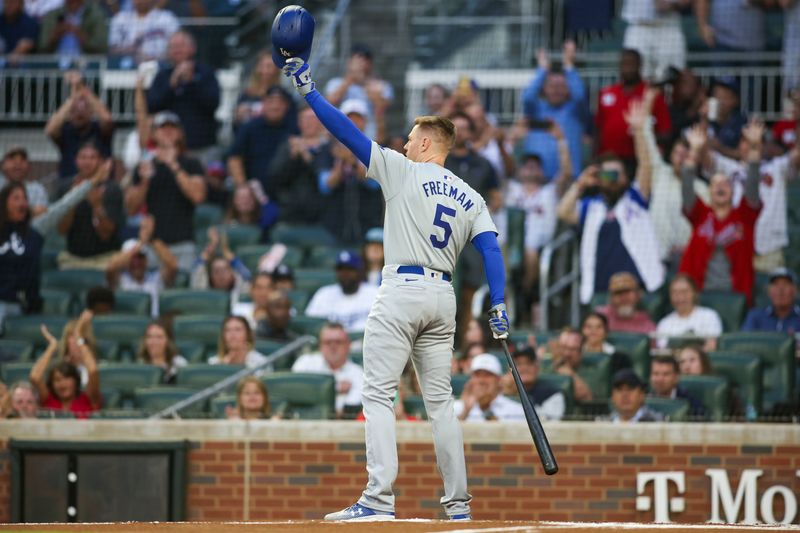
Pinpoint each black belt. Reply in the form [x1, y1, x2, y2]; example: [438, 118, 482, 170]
[397, 265, 451, 282]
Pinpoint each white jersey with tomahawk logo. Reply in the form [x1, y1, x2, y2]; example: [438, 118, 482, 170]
[367, 142, 497, 271]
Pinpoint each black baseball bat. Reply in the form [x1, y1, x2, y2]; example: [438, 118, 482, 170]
[499, 339, 559, 475]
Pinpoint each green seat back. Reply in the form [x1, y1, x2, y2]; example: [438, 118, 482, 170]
[1, 362, 34, 384]
[0, 340, 34, 362]
[4, 315, 69, 351]
[221, 224, 261, 250]
[113, 291, 152, 316]
[101, 387, 122, 409]
[709, 351, 763, 417]
[305, 246, 341, 269]
[262, 372, 336, 419]
[607, 332, 650, 381]
[294, 269, 337, 293]
[175, 364, 243, 390]
[291, 315, 328, 336]
[678, 375, 730, 422]
[42, 269, 107, 295]
[175, 340, 206, 364]
[588, 292, 663, 323]
[38, 410, 76, 419]
[254, 340, 293, 370]
[210, 394, 237, 418]
[271, 223, 335, 248]
[698, 291, 746, 333]
[644, 397, 690, 422]
[134, 387, 204, 415]
[95, 339, 120, 361]
[173, 315, 225, 359]
[576, 352, 613, 400]
[536, 373, 575, 416]
[43, 232, 66, 252]
[403, 394, 427, 420]
[93, 315, 150, 360]
[451, 373, 469, 397]
[193, 203, 224, 230]
[287, 289, 310, 314]
[41, 289, 73, 316]
[98, 364, 163, 403]
[90, 409, 147, 419]
[718, 332, 795, 414]
[41, 250, 59, 273]
[349, 352, 363, 367]
[159, 289, 230, 316]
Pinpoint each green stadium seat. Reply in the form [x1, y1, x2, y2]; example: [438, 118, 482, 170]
[536, 373, 575, 416]
[698, 291, 746, 333]
[133, 387, 204, 416]
[41, 289, 73, 316]
[305, 246, 340, 269]
[95, 339, 120, 361]
[254, 340, 293, 370]
[644, 397, 690, 422]
[221, 224, 262, 250]
[0, 340, 35, 362]
[101, 388, 122, 409]
[42, 269, 106, 297]
[43, 233, 66, 253]
[290, 315, 328, 337]
[38, 410, 76, 419]
[1, 362, 34, 384]
[718, 332, 795, 415]
[159, 289, 230, 316]
[175, 340, 206, 364]
[709, 351, 763, 418]
[294, 268, 337, 293]
[98, 364, 163, 406]
[113, 291, 152, 316]
[403, 394, 427, 420]
[262, 372, 336, 419]
[287, 289, 311, 314]
[576, 352, 613, 401]
[349, 352, 363, 367]
[193, 203, 224, 230]
[678, 375, 730, 422]
[173, 315, 225, 359]
[41, 250, 60, 272]
[173, 271, 190, 288]
[210, 394, 236, 418]
[607, 332, 650, 381]
[588, 292, 664, 323]
[92, 315, 150, 361]
[451, 373, 469, 397]
[271, 223, 335, 248]
[3, 315, 69, 351]
[175, 364, 243, 390]
[90, 409, 147, 419]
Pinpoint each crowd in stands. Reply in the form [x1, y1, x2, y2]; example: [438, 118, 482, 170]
[0, 0, 799, 423]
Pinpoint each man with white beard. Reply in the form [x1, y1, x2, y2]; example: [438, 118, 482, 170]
[594, 271, 656, 334]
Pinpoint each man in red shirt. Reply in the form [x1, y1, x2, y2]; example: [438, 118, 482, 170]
[595, 49, 672, 161]
[679, 122, 762, 304]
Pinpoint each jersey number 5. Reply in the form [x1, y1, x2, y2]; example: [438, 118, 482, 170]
[430, 203, 457, 249]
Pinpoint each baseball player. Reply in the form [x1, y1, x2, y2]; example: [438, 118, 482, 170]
[282, 57, 510, 522]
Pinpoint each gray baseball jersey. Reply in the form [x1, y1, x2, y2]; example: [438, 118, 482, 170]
[367, 142, 497, 273]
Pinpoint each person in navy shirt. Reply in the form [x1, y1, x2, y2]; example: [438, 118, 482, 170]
[742, 268, 800, 335]
[0, 0, 38, 61]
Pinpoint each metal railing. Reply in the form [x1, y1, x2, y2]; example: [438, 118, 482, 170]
[538, 229, 580, 331]
[149, 335, 316, 420]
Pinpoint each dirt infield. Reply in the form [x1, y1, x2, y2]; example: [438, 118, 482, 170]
[0, 521, 798, 532]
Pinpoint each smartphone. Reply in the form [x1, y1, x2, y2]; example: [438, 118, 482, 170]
[599, 169, 619, 182]
[528, 119, 552, 130]
[707, 97, 719, 122]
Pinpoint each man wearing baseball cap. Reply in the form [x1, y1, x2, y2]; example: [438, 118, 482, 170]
[304, 250, 379, 333]
[454, 353, 525, 422]
[609, 368, 663, 423]
[742, 268, 800, 334]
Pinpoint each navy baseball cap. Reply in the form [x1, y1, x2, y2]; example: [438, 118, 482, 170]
[271, 263, 294, 281]
[768, 267, 797, 284]
[335, 250, 363, 270]
[712, 76, 740, 96]
[612, 368, 645, 390]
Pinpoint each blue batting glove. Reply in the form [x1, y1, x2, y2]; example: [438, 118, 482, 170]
[282, 57, 315, 96]
[488, 303, 510, 340]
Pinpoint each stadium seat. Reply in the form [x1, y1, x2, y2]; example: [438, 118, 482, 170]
[159, 289, 230, 316]
[709, 351, 763, 418]
[210, 394, 236, 418]
[90, 409, 147, 419]
[98, 364, 163, 406]
[403, 395, 427, 420]
[718, 332, 796, 415]
[293, 268, 337, 293]
[588, 292, 664, 323]
[173, 271, 190, 288]
[176, 340, 207, 364]
[698, 291, 746, 333]
[175, 364, 243, 390]
[221, 224, 262, 250]
[95, 339, 120, 362]
[287, 289, 311, 314]
[92, 315, 150, 361]
[304, 246, 340, 269]
[38, 410, 76, 419]
[1, 362, 34, 384]
[0, 339, 35, 362]
[576, 352, 613, 401]
[41, 269, 107, 305]
[41, 250, 60, 273]
[254, 340, 293, 370]
[113, 291, 152, 316]
[290, 315, 328, 337]
[43, 232, 66, 253]
[173, 315, 225, 359]
[536, 373, 575, 416]
[41, 289, 73, 316]
[271, 223, 336, 248]
[451, 373, 469, 397]
[644, 397, 690, 422]
[606, 332, 650, 381]
[678, 375, 730, 422]
[101, 388, 122, 409]
[262, 372, 336, 419]
[193, 203, 224, 230]
[3, 315, 69, 351]
[133, 387, 204, 416]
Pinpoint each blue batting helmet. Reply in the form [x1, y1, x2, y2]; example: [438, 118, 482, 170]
[271, 5, 315, 69]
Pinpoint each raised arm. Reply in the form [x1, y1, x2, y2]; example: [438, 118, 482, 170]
[29, 325, 59, 402]
[682, 124, 707, 213]
[283, 58, 372, 167]
[741, 119, 764, 209]
[551, 122, 573, 198]
[625, 99, 653, 199]
[557, 165, 597, 225]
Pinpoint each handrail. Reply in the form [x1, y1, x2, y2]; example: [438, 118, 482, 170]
[149, 335, 316, 420]
[308, 0, 351, 82]
[538, 229, 580, 331]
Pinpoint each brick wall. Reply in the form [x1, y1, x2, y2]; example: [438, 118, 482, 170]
[1, 421, 799, 524]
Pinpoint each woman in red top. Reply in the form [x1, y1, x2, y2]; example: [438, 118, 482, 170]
[678, 121, 763, 304]
[29, 311, 101, 418]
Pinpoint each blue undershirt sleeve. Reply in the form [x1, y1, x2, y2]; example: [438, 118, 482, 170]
[471, 231, 506, 307]
[305, 90, 372, 167]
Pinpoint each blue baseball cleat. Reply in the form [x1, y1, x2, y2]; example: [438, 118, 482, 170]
[323, 503, 395, 521]
[450, 514, 472, 520]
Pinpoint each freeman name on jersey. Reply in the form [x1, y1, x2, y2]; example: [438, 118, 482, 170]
[422, 177, 475, 212]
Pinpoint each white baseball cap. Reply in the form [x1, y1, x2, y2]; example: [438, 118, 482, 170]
[340, 99, 369, 117]
[122, 238, 148, 256]
[470, 353, 502, 376]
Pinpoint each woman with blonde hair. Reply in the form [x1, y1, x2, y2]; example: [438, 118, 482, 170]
[235, 51, 297, 128]
[208, 316, 271, 370]
[226, 376, 274, 420]
[137, 320, 187, 384]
